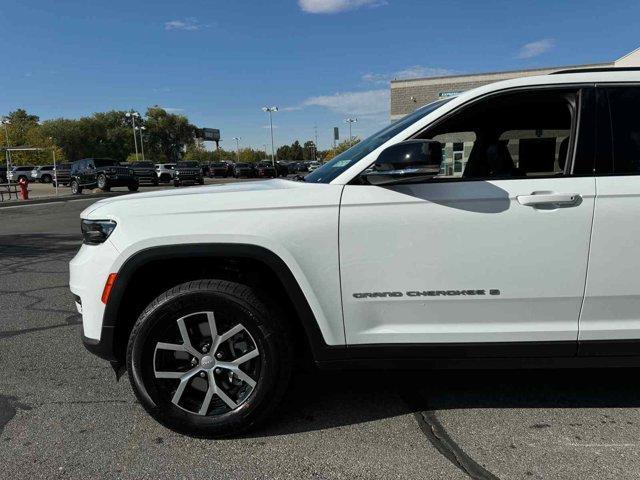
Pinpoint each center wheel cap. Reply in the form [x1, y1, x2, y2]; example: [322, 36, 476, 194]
[200, 355, 215, 369]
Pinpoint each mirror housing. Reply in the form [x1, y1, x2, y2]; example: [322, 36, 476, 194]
[363, 139, 443, 185]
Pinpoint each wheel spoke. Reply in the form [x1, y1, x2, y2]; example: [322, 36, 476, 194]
[233, 348, 259, 366]
[171, 368, 199, 405]
[155, 342, 187, 353]
[176, 317, 200, 357]
[154, 371, 184, 379]
[206, 311, 218, 341]
[233, 369, 257, 388]
[215, 385, 238, 410]
[216, 324, 245, 348]
[198, 372, 216, 415]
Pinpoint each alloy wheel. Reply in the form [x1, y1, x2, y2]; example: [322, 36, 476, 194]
[152, 311, 261, 416]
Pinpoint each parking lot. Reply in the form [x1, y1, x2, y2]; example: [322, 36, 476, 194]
[2, 184, 640, 480]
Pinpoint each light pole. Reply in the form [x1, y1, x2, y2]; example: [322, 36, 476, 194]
[262, 106, 278, 167]
[233, 137, 241, 162]
[262, 144, 267, 160]
[125, 111, 140, 161]
[136, 126, 146, 161]
[1, 117, 10, 180]
[345, 118, 358, 146]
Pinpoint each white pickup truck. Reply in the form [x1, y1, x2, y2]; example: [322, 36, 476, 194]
[70, 68, 640, 437]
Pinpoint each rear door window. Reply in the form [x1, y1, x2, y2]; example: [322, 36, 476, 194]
[605, 87, 640, 174]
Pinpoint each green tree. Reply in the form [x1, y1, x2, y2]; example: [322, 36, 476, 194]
[303, 141, 316, 161]
[276, 144, 291, 161]
[144, 107, 196, 162]
[290, 140, 303, 160]
[323, 138, 360, 161]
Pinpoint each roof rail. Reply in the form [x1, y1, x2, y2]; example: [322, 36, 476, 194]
[550, 66, 640, 75]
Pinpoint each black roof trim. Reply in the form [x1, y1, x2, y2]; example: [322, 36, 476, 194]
[551, 67, 640, 75]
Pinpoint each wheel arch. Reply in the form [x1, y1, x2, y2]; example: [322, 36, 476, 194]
[104, 244, 336, 366]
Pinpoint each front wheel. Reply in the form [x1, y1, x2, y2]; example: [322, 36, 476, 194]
[70, 179, 82, 195]
[128, 183, 139, 192]
[97, 174, 109, 191]
[198, 178, 205, 185]
[127, 280, 292, 438]
[173, 180, 180, 187]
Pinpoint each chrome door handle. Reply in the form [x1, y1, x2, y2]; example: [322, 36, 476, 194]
[517, 193, 581, 207]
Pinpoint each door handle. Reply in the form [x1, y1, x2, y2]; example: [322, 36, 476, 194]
[517, 193, 581, 207]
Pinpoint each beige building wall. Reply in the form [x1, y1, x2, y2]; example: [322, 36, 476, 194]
[390, 48, 640, 121]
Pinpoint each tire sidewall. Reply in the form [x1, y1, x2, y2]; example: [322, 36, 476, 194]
[127, 283, 286, 437]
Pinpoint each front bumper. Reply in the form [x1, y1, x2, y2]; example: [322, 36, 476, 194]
[70, 240, 120, 360]
[105, 175, 137, 187]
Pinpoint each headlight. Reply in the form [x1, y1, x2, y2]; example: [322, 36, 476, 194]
[108, 168, 116, 174]
[81, 219, 117, 245]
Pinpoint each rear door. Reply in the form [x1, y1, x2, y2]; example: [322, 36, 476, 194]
[340, 87, 596, 355]
[580, 85, 640, 354]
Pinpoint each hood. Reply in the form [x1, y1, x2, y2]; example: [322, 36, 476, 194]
[81, 179, 326, 219]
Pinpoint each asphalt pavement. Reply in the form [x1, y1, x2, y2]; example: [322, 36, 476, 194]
[1, 192, 640, 480]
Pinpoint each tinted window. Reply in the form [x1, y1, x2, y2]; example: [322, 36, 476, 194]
[134, 162, 154, 168]
[607, 87, 640, 174]
[418, 89, 575, 181]
[177, 162, 199, 168]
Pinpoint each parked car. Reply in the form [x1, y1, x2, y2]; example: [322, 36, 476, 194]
[255, 162, 277, 178]
[307, 161, 321, 172]
[155, 163, 176, 183]
[129, 161, 159, 186]
[209, 162, 232, 178]
[53, 163, 72, 187]
[289, 162, 308, 174]
[7, 166, 35, 182]
[72, 68, 640, 438]
[173, 161, 204, 187]
[69, 158, 138, 194]
[233, 163, 255, 178]
[31, 165, 56, 183]
[275, 161, 290, 177]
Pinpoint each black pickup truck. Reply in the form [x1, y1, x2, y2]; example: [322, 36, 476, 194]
[70, 158, 138, 194]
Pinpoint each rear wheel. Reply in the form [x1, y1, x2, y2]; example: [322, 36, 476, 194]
[42, 174, 52, 183]
[173, 180, 180, 187]
[127, 280, 292, 438]
[128, 182, 139, 192]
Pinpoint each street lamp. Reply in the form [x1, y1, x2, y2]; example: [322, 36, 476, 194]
[232, 137, 241, 162]
[345, 118, 358, 145]
[262, 106, 278, 167]
[1, 117, 10, 179]
[135, 126, 146, 161]
[262, 144, 267, 160]
[125, 111, 140, 161]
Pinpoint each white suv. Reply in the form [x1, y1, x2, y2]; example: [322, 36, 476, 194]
[70, 68, 640, 437]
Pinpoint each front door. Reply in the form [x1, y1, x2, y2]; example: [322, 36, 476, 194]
[339, 87, 595, 355]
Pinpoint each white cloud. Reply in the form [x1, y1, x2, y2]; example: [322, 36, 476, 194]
[303, 89, 389, 117]
[298, 0, 387, 14]
[165, 18, 201, 31]
[517, 39, 554, 59]
[362, 65, 456, 84]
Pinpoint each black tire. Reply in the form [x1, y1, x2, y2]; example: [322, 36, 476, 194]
[173, 180, 180, 187]
[42, 174, 52, 184]
[198, 177, 205, 185]
[127, 279, 293, 438]
[128, 183, 139, 192]
[153, 178, 159, 186]
[70, 179, 82, 195]
[97, 174, 110, 191]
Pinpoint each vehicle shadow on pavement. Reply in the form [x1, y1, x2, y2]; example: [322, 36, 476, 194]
[253, 368, 640, 437]
[0, 233, 81, 259]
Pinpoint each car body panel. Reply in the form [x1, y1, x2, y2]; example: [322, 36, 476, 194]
[72, 180, 345, 345]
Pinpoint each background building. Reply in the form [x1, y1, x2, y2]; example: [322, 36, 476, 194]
[390, 47, 640, 121]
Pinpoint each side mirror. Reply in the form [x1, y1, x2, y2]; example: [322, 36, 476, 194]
[363, 139, 443, 186]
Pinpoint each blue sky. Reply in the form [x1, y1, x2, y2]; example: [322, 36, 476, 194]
[0, 0, 638, 151]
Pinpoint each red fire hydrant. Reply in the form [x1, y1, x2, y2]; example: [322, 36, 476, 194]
[18, 177, 29, 200]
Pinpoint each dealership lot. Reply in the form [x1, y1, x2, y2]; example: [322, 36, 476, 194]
[2, 193, 640, 479]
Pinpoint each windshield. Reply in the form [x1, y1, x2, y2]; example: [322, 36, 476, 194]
[304, 99, 450, 183]
[212, 163, 227, 167]
[94, 159, 118, 167]
[177, 162, 199, 168]
[134, 162, 154, 168]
